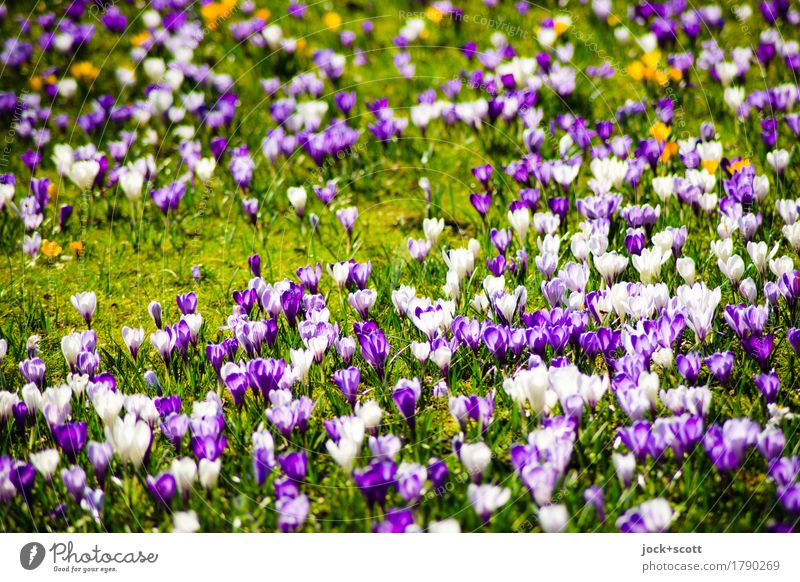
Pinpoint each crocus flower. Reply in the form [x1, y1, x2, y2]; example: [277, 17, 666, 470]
[705, 352, 735, 384]
[617, 498, 674, 533]
[147, 472, 177, 508]
[468, 483, 510, 523]
[106, 414, 150, 467]
[86, 441, 112, 485]
[373, 507, 417, 533]
[151, 182, 187, 214]
[754, 371, 780, 403]
[29, 449, 59, 481]
[333, 367, 360, 408]
[121, 326, 144, 360]
[353, 460, 397, 507]
[61, 465, 86, 502]
[248, 255, 261, 278]
[296, 263, 322, 294]
[278, 451, 308, 482]
[676, 352, 703, 385]
[160, 413, 189, 451]
[277, 494, 310, 532]
[336, 207, 358, 235]
[355, 321, 390, 380]
[392, 378, 421, 427]
[148, 301, 163, 329]
[71, 291, 96, 327]
[584, 486, 605, 522]
[176, 292, 197, 315]
[53, 422, 88, 462]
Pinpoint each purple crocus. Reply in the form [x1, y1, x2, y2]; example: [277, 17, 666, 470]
[147, 472, 177, 508]
[336, 207, 358, 236]
[277, 494, 310, 532]
[703, 418, 759, 472]
[676, 352, 703, 385]
[334, 92, 356, 115]
[52, 422, 88, 462]
[247, 358, 286, 399]
[373, 507, 416, 533]
[313, 181, 337, 205]
[280, 284, 303, 328]
[754, 371, 780, 403]
[705, 352, 735, 384]
[19, 357, 46, 387]
[224, 371, 249, 407]
[87, 441, 113, 486]
[472, 164, 493, 190]
[61, 465, 86, 502]
[248, 255, 261, 278]
[742, 335, 774, 370]
[470, 192, 492, 218]
[482, 324, 509, 364]
[428, 457, 449, 493]
[148, 301, 163, 329]
[296, 263, 322, 294]
[150, 182, 187, 214]
[176, 292, 197, 315]
[584, 486, 605, 522]
[392, 378, 421, 428]
[59, 204, 73, 230]
[333, 367, 360, 408]
[354, 321, 390, 380]
[353, 461, 397, 507]
[278, 451, 308, 482]
[160, 413, 189, 452]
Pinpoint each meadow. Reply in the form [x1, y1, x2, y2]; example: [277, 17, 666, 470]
[0, 0, 799, 532]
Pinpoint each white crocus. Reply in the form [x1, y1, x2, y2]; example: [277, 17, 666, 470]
[459, 442, 492, 482]
[195, 157, 216, 183]
[52, 144, 74, 175]
[593, 251, 628, 286]
[287, 186, 307, 216]
[508, 207, 531, 242]
[677, 283, 722, 344]
[631, 247, 670, 283]
[105, 413, 151, 467]
[717, 255, 745, 284]
[355, 400, 382, 430]
[30, 449, 60, 480]
[170, 457, 197, 497]
[442, 248, 475, 281]
[198, 458, 221, 489]
[423, 217, 445, 245]
[539, 504, 569, 533]
[766, 149, 790, 174]
[328, 262, 351, 289]
[68, 160, 100, 191]
[782, 223, 800, 252]
[119, 168, 144, 200]
[173, 510, 200, 533]
[710, 238, 733, 263]
[746, 241, 777, 273]
[60, 332, 82, 368]
[769, 256, 794, 278]
[326, 438, 360, 472]
[651, 176, 676, 202]
[503, 366, 548, 414]
[676, 257, 696, 285]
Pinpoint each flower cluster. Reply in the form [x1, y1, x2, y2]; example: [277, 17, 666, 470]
[1, 0, 800, 534]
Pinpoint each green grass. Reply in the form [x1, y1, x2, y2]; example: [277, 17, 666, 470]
[0, 1, 799, 532]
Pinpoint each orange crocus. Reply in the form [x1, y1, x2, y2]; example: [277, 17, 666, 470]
[41, 240, 62, 258]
